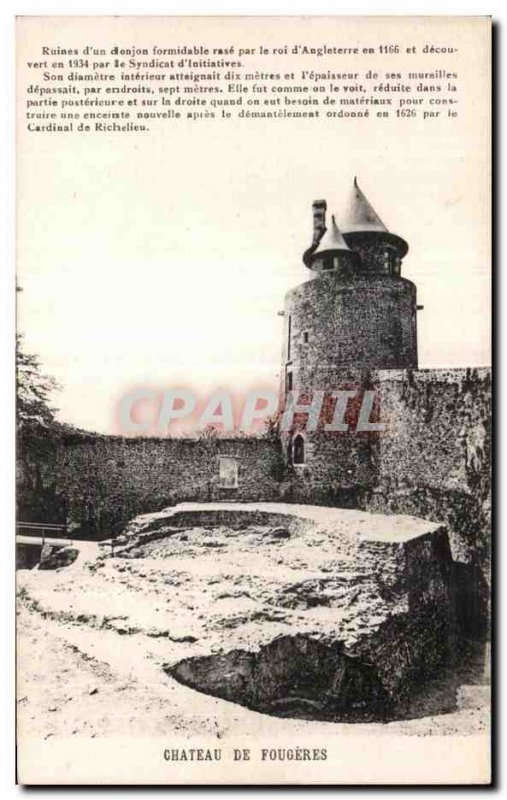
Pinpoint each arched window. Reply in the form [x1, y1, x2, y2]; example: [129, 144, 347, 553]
[293, 434, 305, 465]
[287, 440, 293, 464]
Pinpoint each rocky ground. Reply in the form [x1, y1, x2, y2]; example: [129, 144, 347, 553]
[16, 505, 490, 742]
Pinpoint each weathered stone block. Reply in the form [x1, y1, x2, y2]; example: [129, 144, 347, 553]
[120, 502, 454, 720]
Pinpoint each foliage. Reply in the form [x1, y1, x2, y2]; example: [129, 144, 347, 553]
[262, 411, 282, 440]
[16, 334, 60, 431]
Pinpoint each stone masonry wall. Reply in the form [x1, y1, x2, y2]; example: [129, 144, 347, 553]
[17, 433, 284, 539]
[283, 276, 418, 385]
[364, 368, 491, 566]
[359, 367, 492, 636]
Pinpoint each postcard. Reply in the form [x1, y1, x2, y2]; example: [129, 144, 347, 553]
[16, 15, 491, 785]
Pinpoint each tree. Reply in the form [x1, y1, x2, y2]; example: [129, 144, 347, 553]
[16, 334, 60, 430]
[262, 410, 282, 439]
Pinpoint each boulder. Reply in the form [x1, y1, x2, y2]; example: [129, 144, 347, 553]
[38, 546, 79, 570]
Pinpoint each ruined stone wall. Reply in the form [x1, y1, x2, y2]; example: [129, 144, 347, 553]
[364, 368, 491, 565]
[17, 433, 284, 538]
[358, 367, 492, 635]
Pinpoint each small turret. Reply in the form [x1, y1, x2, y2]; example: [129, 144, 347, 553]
[307, 215, 356, 275]
[342, 178, 408, 275]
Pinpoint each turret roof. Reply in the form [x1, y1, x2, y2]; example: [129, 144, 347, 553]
[342, 177, 389, 234]
[312, 215, 351, 257]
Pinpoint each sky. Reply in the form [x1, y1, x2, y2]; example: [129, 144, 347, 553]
[16, 16, 491, 434]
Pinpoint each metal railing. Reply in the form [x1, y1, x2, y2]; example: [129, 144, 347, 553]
[16, 521, 71, 547]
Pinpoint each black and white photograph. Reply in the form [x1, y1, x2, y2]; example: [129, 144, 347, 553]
[13, 13, 491, 785]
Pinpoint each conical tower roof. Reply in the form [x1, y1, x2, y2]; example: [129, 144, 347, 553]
[342, 177, 389, 234]
[312, 215, 351, 257]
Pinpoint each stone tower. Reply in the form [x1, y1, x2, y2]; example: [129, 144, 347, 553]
[282, 178, 418, 396]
